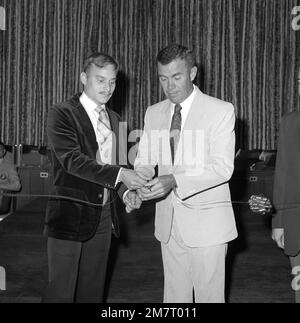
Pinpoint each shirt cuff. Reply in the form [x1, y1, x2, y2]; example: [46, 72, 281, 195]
[115, 167, 123, 187]
[122, 189, 130, 203]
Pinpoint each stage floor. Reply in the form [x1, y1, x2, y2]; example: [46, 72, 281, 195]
[0, 198, 294, 303]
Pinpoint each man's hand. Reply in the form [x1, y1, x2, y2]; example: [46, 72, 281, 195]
[135, 168, 154, 181]
[248, 195, 272, 214]
[272, 228, 284, 249]
[124, 191, 142, 213]
[119, 169, 148, 190]
[137, 175, 177, 201]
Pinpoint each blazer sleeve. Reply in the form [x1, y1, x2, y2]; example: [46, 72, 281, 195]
[174, 103, 236, 200]
[47, 105, 121, 189]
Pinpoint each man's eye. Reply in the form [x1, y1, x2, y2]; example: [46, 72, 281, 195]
[174, 76, 181, 81]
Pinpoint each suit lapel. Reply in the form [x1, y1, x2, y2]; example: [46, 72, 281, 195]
[159, 102, 173, 171]
[173, 88, 205, 171]
[74, 101, 99, 154]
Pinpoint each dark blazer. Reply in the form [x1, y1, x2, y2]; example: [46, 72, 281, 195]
[45, 93, 128, 242]
[272, 112, 300, 256]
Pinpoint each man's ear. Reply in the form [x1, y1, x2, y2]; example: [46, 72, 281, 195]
[190, 66, 197, 82]
[80, 72, 87, 86]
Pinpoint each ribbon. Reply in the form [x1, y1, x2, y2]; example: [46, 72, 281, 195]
[0, 192, 276, 213]
[0, 192, 117, 207]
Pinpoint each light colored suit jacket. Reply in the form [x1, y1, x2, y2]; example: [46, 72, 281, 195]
[135, 87, 237, 247]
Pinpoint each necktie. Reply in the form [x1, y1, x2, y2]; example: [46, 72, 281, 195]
[96, 105, 113, 204]
[170, 104, 182, 164]
[96, 106, 112, 145]
[96, 105, 112, 163]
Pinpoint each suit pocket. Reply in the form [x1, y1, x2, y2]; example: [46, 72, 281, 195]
[45, 186, 88, 233]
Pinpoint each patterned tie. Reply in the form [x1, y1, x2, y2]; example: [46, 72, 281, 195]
[170, 104, 182, 164]
[95, 105, 112, 163]
[96, 105, 112, 204]
[96, 106, 112, 144]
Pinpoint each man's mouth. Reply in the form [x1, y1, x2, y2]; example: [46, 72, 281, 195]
[99, 93, 111, 96]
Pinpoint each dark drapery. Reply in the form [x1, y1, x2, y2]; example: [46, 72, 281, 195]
[0, 0, 299, 149]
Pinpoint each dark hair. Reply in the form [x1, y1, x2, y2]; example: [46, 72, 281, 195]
[83, 53, 119, 74]
[157, 44, 196, 69]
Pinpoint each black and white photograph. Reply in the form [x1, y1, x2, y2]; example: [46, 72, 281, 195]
[0, 0, 300, 309]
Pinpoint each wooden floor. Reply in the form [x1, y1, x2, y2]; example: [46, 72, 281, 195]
[0, 198, 294, 303]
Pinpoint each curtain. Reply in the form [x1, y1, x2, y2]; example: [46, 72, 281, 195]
[0, 0, 299, 149]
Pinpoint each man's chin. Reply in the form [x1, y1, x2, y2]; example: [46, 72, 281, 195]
[97, 96, 111, 104]
[166, 94, 181, 104]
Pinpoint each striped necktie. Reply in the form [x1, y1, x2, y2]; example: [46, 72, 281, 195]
[95, 105, 113, 205]
[96, 105, 112, 145]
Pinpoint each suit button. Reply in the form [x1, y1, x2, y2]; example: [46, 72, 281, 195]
[98, 193, 103, 198]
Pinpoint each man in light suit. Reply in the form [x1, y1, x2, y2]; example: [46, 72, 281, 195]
[134, 44, 237, 303]
[44, 53, 144, 302]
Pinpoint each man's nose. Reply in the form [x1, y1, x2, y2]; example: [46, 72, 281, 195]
[167, 80, 175, 91]
[103, 82, 111, 93]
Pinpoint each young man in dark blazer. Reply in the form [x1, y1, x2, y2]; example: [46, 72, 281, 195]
[43, 53, 145, 303]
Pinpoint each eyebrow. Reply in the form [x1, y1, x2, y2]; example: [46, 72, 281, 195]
[95, 75, 117, 81]
[159, 72, 183, 78]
